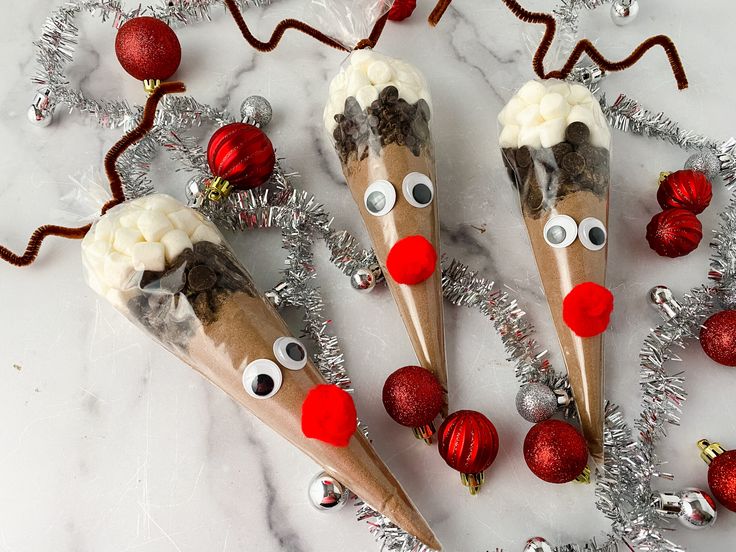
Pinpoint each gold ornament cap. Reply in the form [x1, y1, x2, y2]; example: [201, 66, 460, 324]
[697, 439, 726, 465]
[575, 465, 592, 484]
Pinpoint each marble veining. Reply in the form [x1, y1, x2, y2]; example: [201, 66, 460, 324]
[1, 0, 735, 551]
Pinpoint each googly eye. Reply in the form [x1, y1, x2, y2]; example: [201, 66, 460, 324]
[402, 172, 434, 208]
[578, 217, 607, 251]
[363, 180, 396, 217]
[242, 359, 283, 399]
[543, 215, 578, 249]
[273, 337, 308, 370]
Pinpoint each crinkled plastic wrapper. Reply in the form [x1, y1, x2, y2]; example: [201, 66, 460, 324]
[323, 48, 448, 415]
[498, 80, 612, 462]
[81, 194, 440, 550]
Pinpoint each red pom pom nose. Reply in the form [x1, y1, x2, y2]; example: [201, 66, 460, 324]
[301, 385, 357, 447]
[386, 235, 437, 285]
[562, 282, 614, 337]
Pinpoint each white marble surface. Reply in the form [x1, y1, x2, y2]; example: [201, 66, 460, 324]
[0, 1, 735, 550]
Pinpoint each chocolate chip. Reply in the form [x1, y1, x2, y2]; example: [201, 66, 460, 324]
[516, 146, 532, 168]
[565, 122, 590, 145]
[187, 265, 217, 292]
[562, 152, 586, 175]
[552, 142, 574, 162]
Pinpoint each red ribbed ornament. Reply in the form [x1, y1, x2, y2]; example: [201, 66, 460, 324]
[657, 170, 713, 214]
[438, 410, 499, 494]
[115, 17, 181, 81]
[207, 123, 275, 190]
[523, 420, 588, 484]
[646, 208, 703, 258]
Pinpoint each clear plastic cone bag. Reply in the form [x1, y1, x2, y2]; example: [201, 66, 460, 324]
[81, 194, 440, 550]
[498, 79, 612, 462]
[323, 40, 448, 415]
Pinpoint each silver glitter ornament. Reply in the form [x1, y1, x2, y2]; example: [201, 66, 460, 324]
[307, 471, 350, 512]
[515, 383, 558, 423]
[524, 537, 554, 552]
[350, 265, 381, 293]
[26, 104, 52, 127]
[678, 488, 717, 529]
[685, 151, 722, 182]
[611, 0, 639, 26]
[648, 286, 682, 321]
[240, 95, 273, 128]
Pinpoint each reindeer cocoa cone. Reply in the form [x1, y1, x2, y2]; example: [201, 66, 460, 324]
[81, 194, 440, 550]
[499, 80, 614, 462]
[325, 49, 448, 417]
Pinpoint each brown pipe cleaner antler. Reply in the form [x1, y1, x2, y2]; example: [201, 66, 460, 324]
[223, 0, 389, 52]
[429, 0, 688, 90]
[0, 81, 185, 268]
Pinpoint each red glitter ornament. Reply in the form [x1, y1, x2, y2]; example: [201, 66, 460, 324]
[657, 170, 713, 214]
[389, 0, 417, 21]
[115, 17, 181, 81]
[523, 420, 589, 484]
[438, 410, 499, 494]
[206, 123, 276, 199]
[698, 440, 736, 512]
[386, 235, 437, 285]
[383, 366, 445, 442]
[646, 208, 703, 258]
[700, 310, 736, 366]
[562, 282, 614, 337]
[301, 384, 357, 447]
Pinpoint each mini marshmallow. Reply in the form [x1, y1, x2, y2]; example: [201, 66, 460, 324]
[498, 97, 526, 126]
[355, 85, 378, 109]
[94, 216, 114, 243]
[539, 93, 570, 121]
[84, 239, 111, 260]
[499, 125, 520, 148]
[113, 227, 143, 256]
[547, 82, 571, 97]
[160, 229, 193, 263]
[517, 104, 544, 127]
[168, 208, 202, 235]
[104, 252, 135, 289]
[131, 241, 166, 272]
[144, 195, 183, 214]
[367, 61, 393, 84]
[349, 49, 374, 68]
[191, 224, 222, 245]
[347, 69, 371, 93]
[119, 209, 143, 229]
[568, 84, 593, 104]
[567, 104, 596, 129]
[518, 125, 542, 149]
[517, 80, 546, 104]
[137, 210, 173, 242]
[539, 118, 567, 149]
[401, 87, 419, 106]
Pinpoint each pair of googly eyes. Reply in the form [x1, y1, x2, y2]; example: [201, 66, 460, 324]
[543, 215, 607, 251]
[363, 172, 434, 217]
[242, 337, 308, 400]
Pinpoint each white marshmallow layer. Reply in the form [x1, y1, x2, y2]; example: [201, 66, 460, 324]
[81, 194, 221, 308]
[324, 50, 432, 133]
[498, 80, 611, 150]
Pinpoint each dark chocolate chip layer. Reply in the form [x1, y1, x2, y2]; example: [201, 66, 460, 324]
[501, 122, 610, 218]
